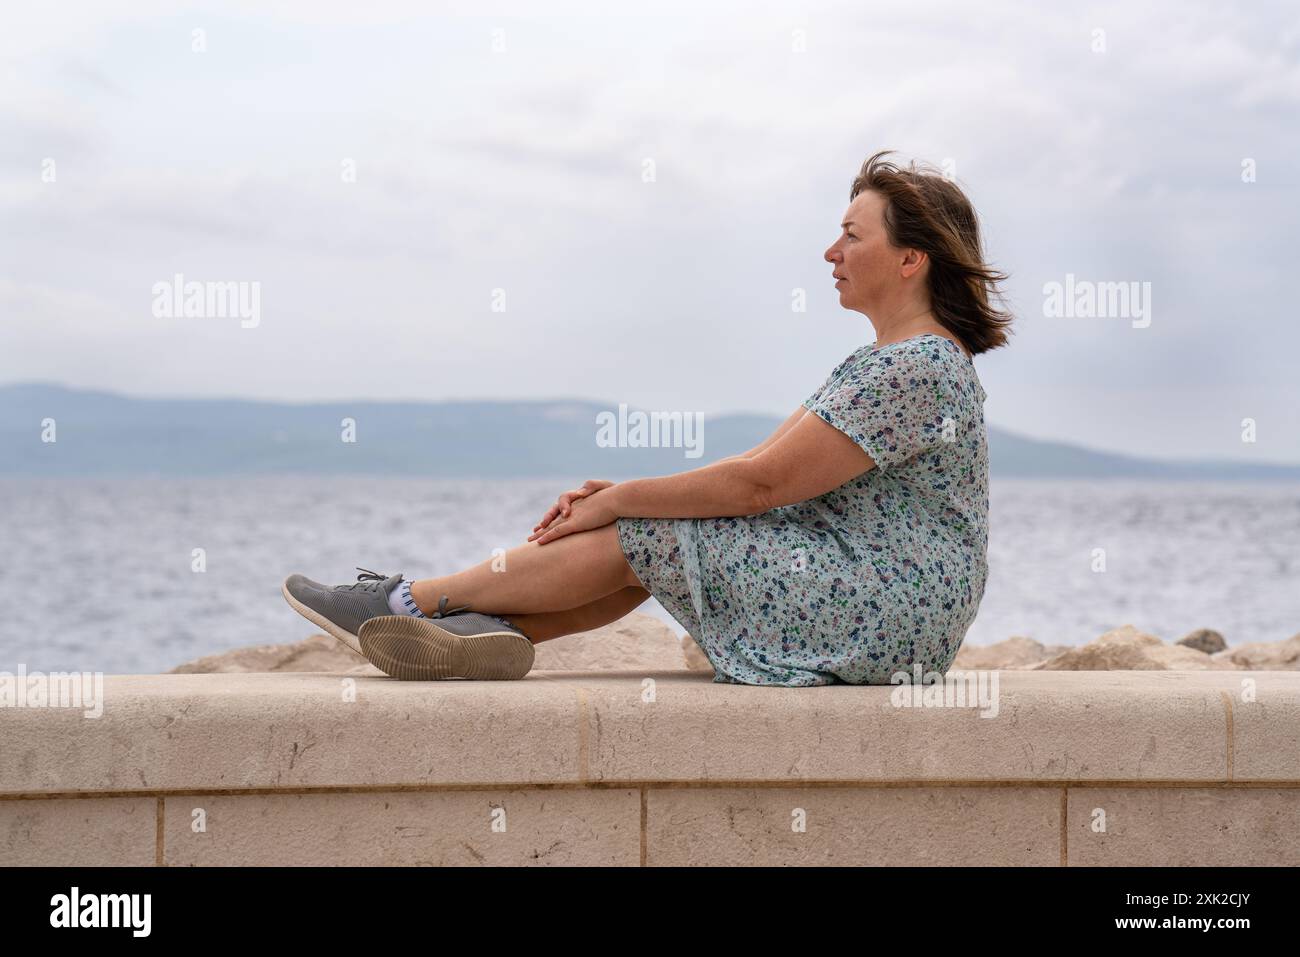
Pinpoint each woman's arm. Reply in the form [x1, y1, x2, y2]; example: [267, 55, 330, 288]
[534, 407, 808, 534]
[712, 405, 810, 465]
[605, 411, 877, 520]
[530, 406, 879, 544]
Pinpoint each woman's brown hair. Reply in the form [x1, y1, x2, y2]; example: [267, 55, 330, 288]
[850, 150, 1013, 355]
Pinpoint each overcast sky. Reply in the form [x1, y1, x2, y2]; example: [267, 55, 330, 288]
[2, 0, 1298, 463]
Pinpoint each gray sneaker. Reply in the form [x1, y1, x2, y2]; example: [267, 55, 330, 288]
[359, 608, 535, 680]
[282, 567, 430, 655]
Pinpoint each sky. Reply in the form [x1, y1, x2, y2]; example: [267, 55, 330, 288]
[2, 0, 1299, 463]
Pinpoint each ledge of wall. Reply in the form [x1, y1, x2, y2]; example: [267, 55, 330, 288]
[2, 670, 1298, 865]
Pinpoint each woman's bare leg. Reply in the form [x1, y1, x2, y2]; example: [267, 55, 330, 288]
[408, 523, 640, 617]
[503, 586, 651, 643]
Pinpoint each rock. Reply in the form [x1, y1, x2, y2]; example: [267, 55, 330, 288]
[1033, 624, 1237, 671]
[952, 636, 1070, 670]
[532, 613, 691, 671]
[170, 633, 376, 674]
[170, 612, 691, 674]
[1211, 633, 1300, 670]
[1178, 628, 1227, 655]
[681, 634, 714, 673]
[171, 617, 1300, 676]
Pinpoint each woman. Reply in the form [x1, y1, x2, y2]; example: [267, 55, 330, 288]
[282, 150, 1012, 686]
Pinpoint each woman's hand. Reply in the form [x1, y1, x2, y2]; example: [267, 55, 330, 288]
[532, 480, 613, 537]
[528, 487, 618, 544]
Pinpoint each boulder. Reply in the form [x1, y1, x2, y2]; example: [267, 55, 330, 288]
[532, 613, 691, 671]
[170, 633, 375, 675]
[168, 618, 1300, 676]
[1211, 633, 1300, 670]
[1178, 628, 1227, 655]
[952, 636, 1070, 670]
[170, 612, 691, 674]
[1033, 624, 1236, 671]
[681, 634, 715, 673]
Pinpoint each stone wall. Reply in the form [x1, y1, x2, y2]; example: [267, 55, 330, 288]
[3, 670, 1297, 865]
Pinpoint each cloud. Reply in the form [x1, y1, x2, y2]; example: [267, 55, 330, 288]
[1, 0, 1298, 461]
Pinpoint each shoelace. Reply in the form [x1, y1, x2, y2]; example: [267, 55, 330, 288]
[345, 566, 473, 621]
[432, 595, 472, 619]
[348, 567, 471, 619]
[346, 567, 392, 592]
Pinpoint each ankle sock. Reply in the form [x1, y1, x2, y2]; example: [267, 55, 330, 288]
[386, 579, 427, 618]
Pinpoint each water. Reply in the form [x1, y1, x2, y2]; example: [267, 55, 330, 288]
[1, 477, 1297, 674]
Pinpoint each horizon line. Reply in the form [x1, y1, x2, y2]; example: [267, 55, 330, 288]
[3, 379, 1299, 472]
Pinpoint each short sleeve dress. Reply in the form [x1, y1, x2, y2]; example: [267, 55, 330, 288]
[615, 333, 990, 687]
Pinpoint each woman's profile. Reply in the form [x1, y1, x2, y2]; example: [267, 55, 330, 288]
[282, 150, 1013, 686]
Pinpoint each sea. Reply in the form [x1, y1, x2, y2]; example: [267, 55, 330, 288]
[2, 477, 1297, 674]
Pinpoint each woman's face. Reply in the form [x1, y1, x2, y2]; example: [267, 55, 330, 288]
[824, 189, 917, 315]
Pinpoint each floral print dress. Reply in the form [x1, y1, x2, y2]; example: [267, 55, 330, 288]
[615, 333, 989, 686]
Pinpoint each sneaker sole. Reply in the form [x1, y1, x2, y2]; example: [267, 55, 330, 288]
[359, 615, 535, 681]
[281, 579, 364, 656]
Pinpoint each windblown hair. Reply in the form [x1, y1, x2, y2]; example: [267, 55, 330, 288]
[850, 150, 1013, 355]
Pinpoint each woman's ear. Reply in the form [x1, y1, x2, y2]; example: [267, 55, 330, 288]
[899, 247, 928, 279]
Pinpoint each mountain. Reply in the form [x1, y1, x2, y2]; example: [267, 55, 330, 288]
[2, 383, 1297, 481]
